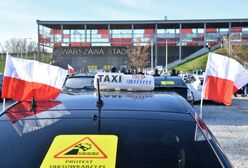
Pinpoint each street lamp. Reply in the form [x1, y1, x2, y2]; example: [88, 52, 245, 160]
[165, 36, 168, 72]
[150, 39, 154, 71]
[165, 30, 169, 72]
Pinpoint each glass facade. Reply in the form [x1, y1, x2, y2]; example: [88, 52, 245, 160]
[37, 20, 248, 69]
[39, 24, 248, 48]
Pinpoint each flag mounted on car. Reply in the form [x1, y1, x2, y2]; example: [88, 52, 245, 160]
[68, 64, 75, 74]
[1, 54, 68, 101]
[202, 52, 248, 105]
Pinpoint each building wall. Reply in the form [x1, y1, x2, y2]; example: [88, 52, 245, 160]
[53, 46, 201, 71]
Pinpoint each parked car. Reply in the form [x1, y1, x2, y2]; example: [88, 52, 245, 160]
[184, 74, 202, 101]
[154, 76, 194, 105]
[0, 90, 232, 167]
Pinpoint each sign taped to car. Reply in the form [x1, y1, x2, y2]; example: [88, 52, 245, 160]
[161, 81, 175, 85]
[41, 135, 118, 168]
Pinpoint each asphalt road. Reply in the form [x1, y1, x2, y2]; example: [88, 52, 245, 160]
[194, 97, 248, 168]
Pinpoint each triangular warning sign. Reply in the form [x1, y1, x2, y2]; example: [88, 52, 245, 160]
[54, 137, 108, 159]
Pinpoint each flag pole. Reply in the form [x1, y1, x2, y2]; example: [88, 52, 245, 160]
[2, 52, 8, 111]
[199, 89, 204, 118]
[2, 98, 5, 111]
[200, 48, 211, 118]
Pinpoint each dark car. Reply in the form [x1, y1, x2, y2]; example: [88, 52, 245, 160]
[0, 91, 232, 168]
[154, 76, 194, 105]
[63, 73, 95, 93]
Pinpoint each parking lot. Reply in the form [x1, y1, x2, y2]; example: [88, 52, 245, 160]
[195, 97, 248, 168]
[1, 97, 248, 167]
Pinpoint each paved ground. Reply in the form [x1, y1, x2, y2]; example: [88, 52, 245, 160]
[194, 97, 248, 168]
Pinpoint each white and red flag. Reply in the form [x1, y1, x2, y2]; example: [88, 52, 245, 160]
[1, 54, 67, 101]
[68, 64, 75, 74]
[202, 52, 248, 105]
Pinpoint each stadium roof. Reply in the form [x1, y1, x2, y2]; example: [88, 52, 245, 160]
[37, 18, 248, 29]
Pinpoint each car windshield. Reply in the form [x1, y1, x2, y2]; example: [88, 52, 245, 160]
[0, 110, 222, 168]
[64, 77, 94, 89]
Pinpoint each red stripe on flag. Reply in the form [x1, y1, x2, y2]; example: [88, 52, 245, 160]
[204, 76, 238, 105]
[2, 77, 61, 101]
[69, 68, 75, 74]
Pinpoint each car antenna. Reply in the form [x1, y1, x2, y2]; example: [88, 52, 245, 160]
[96, 78, 103, 108]
[94, 78, 104, 132]
[30, 96, 37, 113]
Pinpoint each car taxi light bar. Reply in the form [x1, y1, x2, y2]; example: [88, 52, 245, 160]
[94, 73, 155, 91]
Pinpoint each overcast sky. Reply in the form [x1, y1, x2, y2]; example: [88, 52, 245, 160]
[0, 0, 248, 45]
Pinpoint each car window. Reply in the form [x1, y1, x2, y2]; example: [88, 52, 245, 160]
[0, 115, 223, 168]
[65, 77, 94, 89]
[107, 119, 222, 168]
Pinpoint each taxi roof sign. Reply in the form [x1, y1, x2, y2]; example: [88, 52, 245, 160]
[41, 135, 118, 168]
[94, 73, 155, 91]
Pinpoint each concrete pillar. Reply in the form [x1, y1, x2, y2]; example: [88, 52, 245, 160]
[204, 23, 207, 48]
[179, 24, 182, 60]
[131, 24, 134, 45]
[155, 24, 158, 67]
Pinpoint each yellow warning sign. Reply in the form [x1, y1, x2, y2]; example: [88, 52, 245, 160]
[161, 81, 175, 85]
[40, 135, 118, 168]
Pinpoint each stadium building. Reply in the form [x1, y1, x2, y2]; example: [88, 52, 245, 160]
[37, 19, 248, 71]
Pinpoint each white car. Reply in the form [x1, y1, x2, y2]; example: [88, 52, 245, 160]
[184, 74, 202, 101]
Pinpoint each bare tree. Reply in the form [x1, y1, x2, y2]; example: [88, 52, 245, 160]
[4, 38, 38, 55]
[223, 34, 248, 68]
[127, 38, 150, 72]
[27, 41, 38, 53]
[4, 38, 20, 53]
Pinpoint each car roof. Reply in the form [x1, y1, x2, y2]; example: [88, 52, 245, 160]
[0, 91, 195, 122]
[60, 91, 192, 112]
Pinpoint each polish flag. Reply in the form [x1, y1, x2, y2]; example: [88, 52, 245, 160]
[203, 52, 248, 105]
[1, 55, 68, 101]
[68, 64, 75, 74]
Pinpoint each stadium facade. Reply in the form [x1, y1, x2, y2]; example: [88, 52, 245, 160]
[37, 19, 248, 71]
